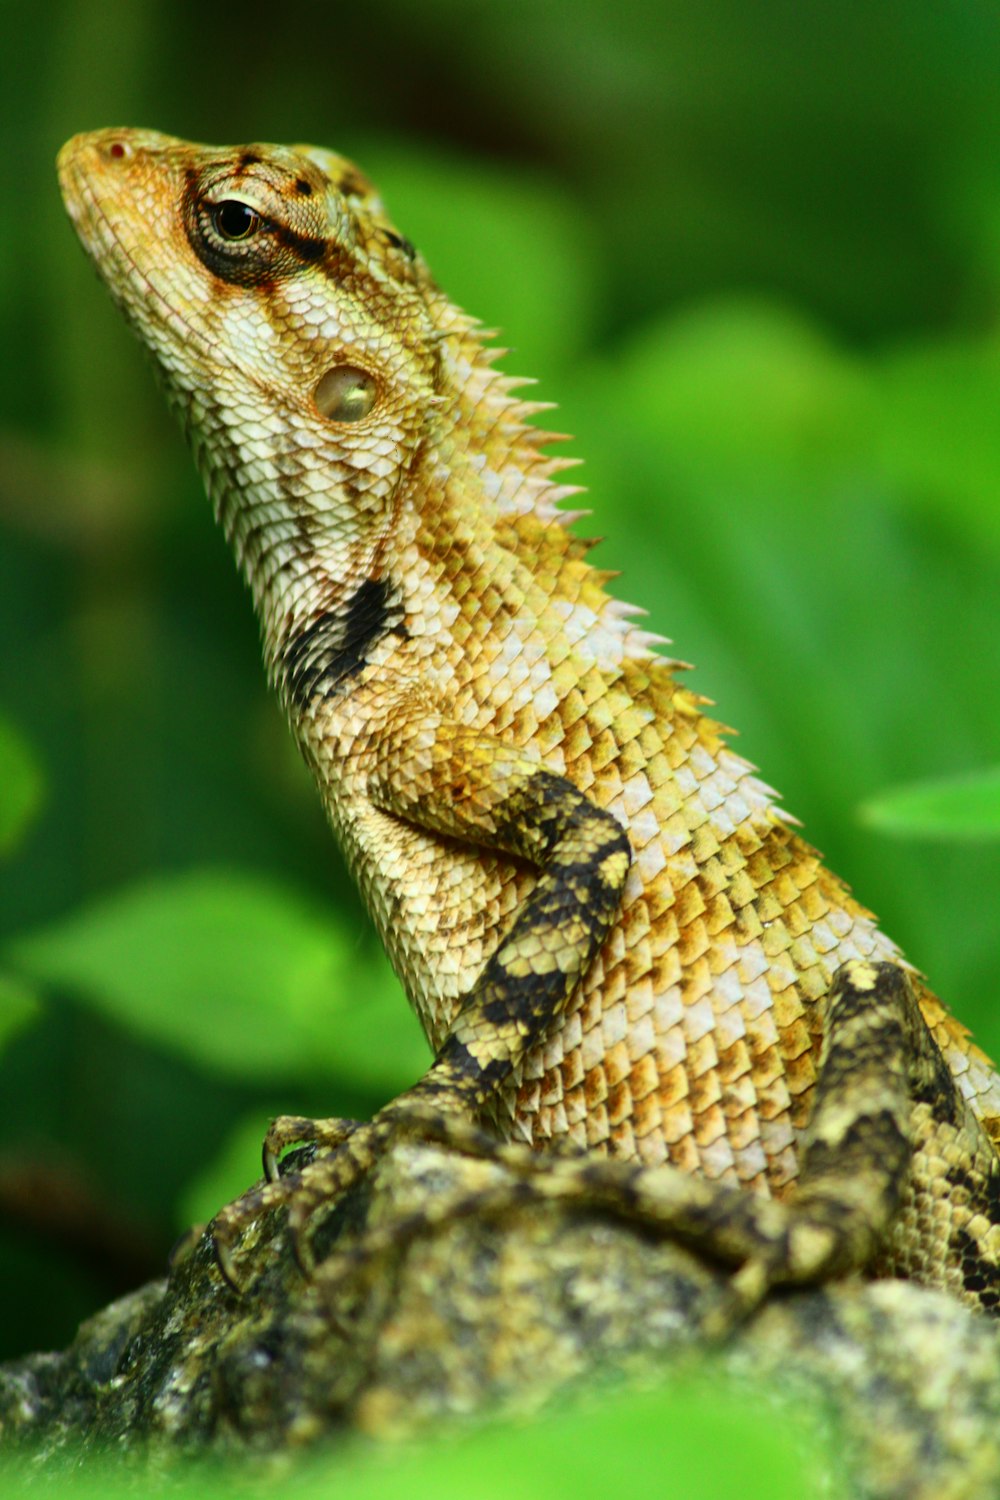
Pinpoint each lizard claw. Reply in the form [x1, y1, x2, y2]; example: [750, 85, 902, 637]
[204, 1112, 387, 1291]
[213, 1225, 247, 1293]
[262, 1113, 361, 1183]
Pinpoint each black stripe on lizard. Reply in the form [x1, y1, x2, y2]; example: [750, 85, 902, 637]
[280, 577, 407, 709]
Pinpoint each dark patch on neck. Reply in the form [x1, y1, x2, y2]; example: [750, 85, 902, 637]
[281, 577, 406, 708]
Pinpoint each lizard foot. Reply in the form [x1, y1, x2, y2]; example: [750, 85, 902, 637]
[208, 1100, 510, 1289]
[210, 1112, 361, 1289]
[227, 1098, 786, 1336]
[296, 1128, 809, 1337]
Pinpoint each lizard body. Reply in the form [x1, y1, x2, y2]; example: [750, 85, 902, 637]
[58, 128, 1000, 1315]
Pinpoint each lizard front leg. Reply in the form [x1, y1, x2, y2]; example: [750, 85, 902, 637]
[211, 714, 632, 1281]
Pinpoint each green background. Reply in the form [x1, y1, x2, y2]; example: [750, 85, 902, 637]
[1, 2, 998, 1493]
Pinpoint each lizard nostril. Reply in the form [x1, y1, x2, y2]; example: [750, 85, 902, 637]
[106, 140, 129, 161]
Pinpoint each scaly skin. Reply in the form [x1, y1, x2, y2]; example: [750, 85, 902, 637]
[58, 128, 1000, 1314]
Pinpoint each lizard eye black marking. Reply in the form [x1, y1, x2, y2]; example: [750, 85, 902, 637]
[186, 190, 274, 281]
[211, 199, 262, 241]
[185, 186, 326, 286]
[314, 366, 377, 423]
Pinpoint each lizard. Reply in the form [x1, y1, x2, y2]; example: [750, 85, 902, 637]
[56, 126, 1000, 1322]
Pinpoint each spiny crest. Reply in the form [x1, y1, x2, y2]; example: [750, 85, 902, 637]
[427, 313, 691, 669]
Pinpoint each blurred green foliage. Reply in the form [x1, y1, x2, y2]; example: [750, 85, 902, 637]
[1, 1, 999, 1490]
[863, 766, 1000, 840]
[0, 1373, 842, 1500]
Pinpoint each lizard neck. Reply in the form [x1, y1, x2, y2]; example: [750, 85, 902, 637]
[186, 309, 667, 699]
[401, 318, 673, 680]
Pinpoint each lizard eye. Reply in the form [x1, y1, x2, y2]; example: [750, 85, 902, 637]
[210, 200, 262, 242]
[314, 366, 378, 423]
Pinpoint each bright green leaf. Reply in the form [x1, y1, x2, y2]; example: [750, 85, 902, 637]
[0, 715, 45, 858]
[5, 869, 429, 1088]
[312, 1378, 833, 1500]
[0, 1374, 840, 1500]
[860, 767, 1000, 841]
[575, 297, 872, 500]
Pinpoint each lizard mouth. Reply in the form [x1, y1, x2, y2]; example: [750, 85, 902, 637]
[58, 130, 216, 368]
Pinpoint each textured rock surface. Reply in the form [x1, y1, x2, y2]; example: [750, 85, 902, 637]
[2, 1141, 1000, 1498]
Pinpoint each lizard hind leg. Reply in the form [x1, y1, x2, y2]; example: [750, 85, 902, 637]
[595, 959, 918, 1320]
[207, 961, 926, 1312]
[300, 960, 921, 1324]
[722, 958, 918, 1315]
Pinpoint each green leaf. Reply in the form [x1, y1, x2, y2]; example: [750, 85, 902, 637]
[0, 971, 41, 1054]
[569, 297, 871, 502]
[860, 767, 1000, 841]
[5, 869, 429, 1089]
[876, 341, 1000, 545]
[0, 1374, 840, 1499]
[359, 1378, 832, 1500]
[0, 714, 45, 858]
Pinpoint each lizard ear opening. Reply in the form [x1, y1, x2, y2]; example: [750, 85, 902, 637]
[314, 366, 377, 423]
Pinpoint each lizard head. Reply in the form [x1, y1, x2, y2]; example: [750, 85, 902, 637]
[57, 128, 446, 586]
[57, 129, 593, 687]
